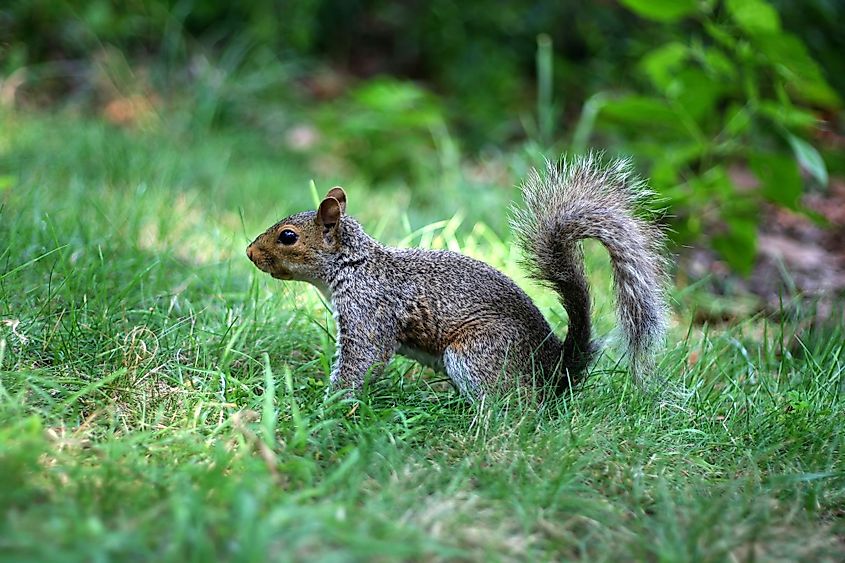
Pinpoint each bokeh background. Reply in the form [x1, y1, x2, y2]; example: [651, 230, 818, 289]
[3, 0, 843, 316]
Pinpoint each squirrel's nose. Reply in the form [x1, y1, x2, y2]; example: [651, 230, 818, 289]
[246, 245, 255, 262]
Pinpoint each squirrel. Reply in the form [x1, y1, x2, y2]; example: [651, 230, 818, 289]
[246, 154, 668, 400]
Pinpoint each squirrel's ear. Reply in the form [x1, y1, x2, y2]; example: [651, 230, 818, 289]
[316, 196, 342, 233]
[324, 187, 347, 214]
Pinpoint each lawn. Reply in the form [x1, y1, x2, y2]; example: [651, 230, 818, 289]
[1, 109, 843, 561]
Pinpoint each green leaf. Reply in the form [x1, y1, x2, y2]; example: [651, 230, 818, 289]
[599, 96, 684, 131]
[649, 142, 708, 190]
[619, 0, 699, 22]
[703, 21, 737, 50]
[650, 159, 680, 191]
[750, 153, 802, 209]
[786, 135, 828, 187]
[757, 101, 817, 130]
[672, 68, 723, 122]
[726, 0, 781, 34]
[723, 104, 751, 136]
[639, 42, 688, 91]
[751, 32, 840, 108]
[702, 48, 737, 80]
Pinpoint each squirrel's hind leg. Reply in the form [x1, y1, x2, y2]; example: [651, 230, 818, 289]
[442, 335, 525, 399]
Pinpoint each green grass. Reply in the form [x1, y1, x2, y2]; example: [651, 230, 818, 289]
[1, 109, 843, 562]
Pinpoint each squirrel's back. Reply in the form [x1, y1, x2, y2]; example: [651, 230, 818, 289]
[356, 246, 562, 380]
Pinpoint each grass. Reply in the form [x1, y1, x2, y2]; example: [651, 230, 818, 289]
[0, 108, 843, 562]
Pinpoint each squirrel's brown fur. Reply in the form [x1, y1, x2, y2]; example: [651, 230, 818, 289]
[247, 155, 668, 399]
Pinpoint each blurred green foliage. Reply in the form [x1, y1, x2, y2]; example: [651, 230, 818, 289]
[316, 78, 452, 185]
[597, 0, 840, 274]
[1, 0, 842, 274]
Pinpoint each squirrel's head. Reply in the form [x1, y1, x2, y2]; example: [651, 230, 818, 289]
[246, 187, 347, 283]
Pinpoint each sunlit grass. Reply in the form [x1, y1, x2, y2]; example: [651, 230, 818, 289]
[1, 110, 843, 561]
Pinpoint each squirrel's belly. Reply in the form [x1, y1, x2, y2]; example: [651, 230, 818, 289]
[398, 344, 445, 372]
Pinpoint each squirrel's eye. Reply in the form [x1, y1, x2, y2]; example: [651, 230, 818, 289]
[278, 229, 298, 245]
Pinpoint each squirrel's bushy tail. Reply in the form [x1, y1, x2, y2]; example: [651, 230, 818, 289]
[511, 153, 668, 386]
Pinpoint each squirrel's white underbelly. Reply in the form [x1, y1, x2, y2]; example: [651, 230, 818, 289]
[397, 344, 444, 371]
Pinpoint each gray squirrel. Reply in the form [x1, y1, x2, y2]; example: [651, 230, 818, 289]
[246, 154, 668, 399]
